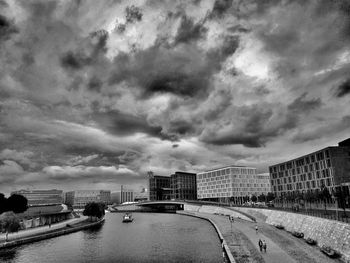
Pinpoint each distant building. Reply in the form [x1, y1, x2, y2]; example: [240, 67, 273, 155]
[121, 185, 134, 203]
[11, 189, 63, 206]
[148, 173, 171, 201]
[269, 138, 350, 197]
[65, 190, 111, 209]
[111, 192, 121, 204]
[197, 166, 271, 204]
[170, 171, 197, 200]
[134, 187, 148, 202]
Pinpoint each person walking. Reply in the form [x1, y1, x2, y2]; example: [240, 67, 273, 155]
[258, 239, 263, 252]
[262, 240, 267, 253]
[255, 225, 258, 234]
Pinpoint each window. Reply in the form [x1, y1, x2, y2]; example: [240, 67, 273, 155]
[311, 155, 315, 162]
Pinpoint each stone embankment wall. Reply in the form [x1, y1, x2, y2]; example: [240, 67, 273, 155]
[184, 204, 254, 222]
[235, 207, 350, 262]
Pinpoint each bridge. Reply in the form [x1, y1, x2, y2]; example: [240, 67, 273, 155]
[110, 200, 186, 212]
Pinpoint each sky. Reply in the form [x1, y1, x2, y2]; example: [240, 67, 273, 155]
[0, 0, 350, 194]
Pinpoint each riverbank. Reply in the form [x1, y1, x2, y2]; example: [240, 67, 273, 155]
[0, 217, 105, 249]
[177, 211, 235, 263]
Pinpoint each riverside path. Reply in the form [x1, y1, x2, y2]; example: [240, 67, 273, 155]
[0, 216, 87, 243]
[179, 211, 296, 263]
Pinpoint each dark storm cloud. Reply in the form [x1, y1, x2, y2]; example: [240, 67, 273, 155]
[60, 30, 109, 71]
[109, 46, 211, 98]
[334, 79, 350, 98]
[167, 119, 196, 135]
[174, 15, 208, 44]
[125, 5, 143, 23]
[88, 76, 103, 92]
[60, 51, 91, 70]
[92, 110, 175, 140]
[0, 14, 18, 42]
[201, 93, 322, 148]
[109, 34, 239, 99]
[210, 0, 232, 18]
[287, 93, 322, 112]
[200, 105, 274, 147]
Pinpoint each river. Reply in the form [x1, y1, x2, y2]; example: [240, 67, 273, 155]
[0, 212, 225, 263]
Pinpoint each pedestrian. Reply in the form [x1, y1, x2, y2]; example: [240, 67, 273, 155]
[255, 225, 258, 234]
[262, 240, 267, 253]
[258, 239, 263, 252]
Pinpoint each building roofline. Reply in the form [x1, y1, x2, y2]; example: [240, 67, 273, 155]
[198, 165, 256, 173]
[269, 146, 337, 168]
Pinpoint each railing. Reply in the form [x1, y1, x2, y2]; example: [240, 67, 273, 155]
[232, 204, 350, 224]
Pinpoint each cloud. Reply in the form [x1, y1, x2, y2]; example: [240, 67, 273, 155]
[0, 149, 35, 168]
[287, 93, 322, 113]
[0, 160, 24, 183]
[334, 79, 350, 97]
[42, 164, 140, 183]
[174, 14, 208, 44]
[0, 14, 18, 41]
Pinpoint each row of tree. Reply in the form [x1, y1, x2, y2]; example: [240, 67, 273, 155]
[0, 193, 29, 241]
[0, 193, 28, 214]
[83, 202, 105, 221]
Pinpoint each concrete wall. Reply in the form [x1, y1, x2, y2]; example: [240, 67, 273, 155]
[183, 204, 254, 222]
[235, 207, 350, 262]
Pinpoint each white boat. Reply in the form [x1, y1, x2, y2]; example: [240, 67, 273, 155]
[122, 213, 133, 223]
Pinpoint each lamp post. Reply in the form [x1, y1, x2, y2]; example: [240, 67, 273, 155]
[229, 215, 234, 235]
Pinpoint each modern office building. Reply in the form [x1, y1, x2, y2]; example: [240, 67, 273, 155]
[170, 171, 197, 200]
[120, 185, 134, 203]
[134, 187, 148, 202]
[148, 172, 172, 201]
[111, 192, 121, 204]
[269, 138, 350, 197]
[197, 166, 271, 203]
[65, 190, 111, 209]
[11, 189, 63, 206]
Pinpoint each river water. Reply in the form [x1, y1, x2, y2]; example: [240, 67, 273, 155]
[0, 213, 225, 263]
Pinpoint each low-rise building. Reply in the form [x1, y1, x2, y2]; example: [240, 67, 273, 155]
[65, 190, 111, 209]
[197, 166, 271, 204]
[11, 189, 63, 206]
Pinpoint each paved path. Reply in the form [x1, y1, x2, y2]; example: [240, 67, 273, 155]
[180, 211, 297, 263]
[0, 216, 87, 243]
[233, 220, 297, 263]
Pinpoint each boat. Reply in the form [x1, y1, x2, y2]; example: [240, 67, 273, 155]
[122, 213, 133, 223]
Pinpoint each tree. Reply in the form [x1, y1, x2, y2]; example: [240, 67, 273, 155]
[266, 192, 275, 202]
[0, 211, 21, 241]
[0, 193, 8, 214]
[319, 184, 331, 213]
[7, 194, 28, 214]
[251, 195, 257, 202]
[83, 202, 105, 221]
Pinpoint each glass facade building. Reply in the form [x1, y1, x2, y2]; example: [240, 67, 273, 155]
[197, 166, 271, 203]
[149, 175, 171, 201]
[170, 172, 197, 200]
[269, 138, 350, 197]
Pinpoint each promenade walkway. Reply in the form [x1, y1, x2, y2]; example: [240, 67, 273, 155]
[0, 216, 87, 243]
[179, 211, 297, 263]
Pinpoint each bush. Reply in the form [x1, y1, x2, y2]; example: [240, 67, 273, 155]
[83, 202, 105, 221]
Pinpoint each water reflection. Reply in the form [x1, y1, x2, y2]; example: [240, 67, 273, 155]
[1, 213, 224, 263]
